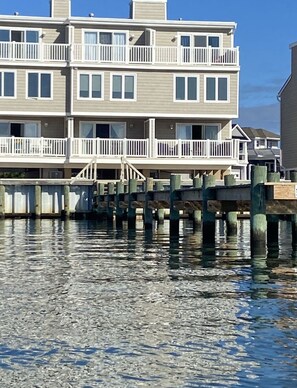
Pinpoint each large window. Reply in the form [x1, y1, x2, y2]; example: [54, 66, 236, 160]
[79, 73, 103, 99]
[0, 71, 15, 97]
[175, 76, 198, 101]
[80, 122, 126, 139]
[0, 28, 40, 60]
[0, 121, 40, 137]
[111, 74, 135, 100]
[176, 124, 219, 140]
[205, 76, 228, 102]
[27, 72, 51, 99]
[84, 30, 127, 62]
[180, 34, 221, 63]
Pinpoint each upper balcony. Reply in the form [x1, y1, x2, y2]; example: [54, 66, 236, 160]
[0, 41, 239, 67]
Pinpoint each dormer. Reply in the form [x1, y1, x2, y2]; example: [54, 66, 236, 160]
[50, 0, 71, 18]
[130, 0, 167, 20]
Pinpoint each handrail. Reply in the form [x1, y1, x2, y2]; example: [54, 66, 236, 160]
[70, 156, 97, 184]
[120, 157, 146, 182]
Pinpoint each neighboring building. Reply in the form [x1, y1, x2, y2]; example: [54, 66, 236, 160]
[0, 0, 243, 179]
[240, 127, 280, 179]
[279, 41, 297, 177]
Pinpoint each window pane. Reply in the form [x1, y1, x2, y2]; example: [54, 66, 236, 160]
[176, 124, 191, 139]
[208, 36, 220, 47]
[205, 125, 218, 140]
[11, 30, 23, 42]
[0, 30, 9, 42]
[218, 77, 227, 100]
[0, 122, 10, 136]
[112, 75, 122, 98]
[85, 32, 98, 44]
[176, 77, 185, 100]
[195, 36, 207, 47]
[180, 36, 190, 47]
[206, 77, 216, 100]
[28, 73, 38, 97]
[80, 74, 89, 98]
[99, 32, 112, 44]
[4, 72, 14, 97]
[92, 75, 101, 98]
[187, 77, 197, 100]
[24, 123, 39, 137]
[81, 123, 94, 138]
[124, 76, 134, 99]
[26, 31, 39, 43]
[111, 123, 125, 139]
[0, 73, 2, 96]
[41, 73, 51, 98]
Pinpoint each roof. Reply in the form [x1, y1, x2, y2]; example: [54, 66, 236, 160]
[241, 127, 280, 140]
[248, 148, 280, 161]
[231, 124, 251, 141]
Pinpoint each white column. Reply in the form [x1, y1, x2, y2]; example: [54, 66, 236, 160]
[148, 118, 156, 158]
[67, 117, 74, 138]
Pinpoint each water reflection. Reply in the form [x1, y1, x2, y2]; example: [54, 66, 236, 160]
[0, 219, 296, 387]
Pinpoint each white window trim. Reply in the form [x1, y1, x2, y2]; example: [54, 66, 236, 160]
[178, 32, 223, 47]
[26, 71, 53, 100]
[77, 71, 104, 100]
[79, 121, 127, 138]
[254, 138, 266, 149]
[175, 122, 222, 140]
[82, 29, 129, 43]
[0, 27, 41, 42]
[174, 74, 199, 102]
[204, 75, 230, 103]
[110, 73, 137, 101]
[0, 120, 41, 137]
[0, 70, 16, 99]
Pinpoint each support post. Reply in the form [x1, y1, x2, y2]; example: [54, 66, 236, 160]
[96, 183, 106, 219]
[116, 181, 124, 227]
[250, 165, 267, 257]
[170, 174, 181, 236]
[290, 171, 297, 250]
[193, 177, 202, 230]
[202, 175, 216, 244]
[0, 185, 5, 219]
[144, 177, 154, 229]
[107, 182, 115, 222]
[62, 185, 70, 219]
[156, 181, 165, 224]
[267, 172, 280, 253]
[34, 185, 42, 219]
[224, 175, 237, 237]
[128, 179, 137, 229]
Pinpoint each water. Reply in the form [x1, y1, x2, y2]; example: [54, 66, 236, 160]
[0, 218, 296, 387]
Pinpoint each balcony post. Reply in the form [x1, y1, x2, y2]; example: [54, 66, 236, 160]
[123, 138, 127, 158]
[206, 139, 210, 158]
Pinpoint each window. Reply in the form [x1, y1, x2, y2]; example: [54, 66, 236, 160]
[79, 73, 103, 99]
[255, 139, 266, 149]
[27, 72, 51, 99]
[84, 30, 127, 61]
[80, 122, 126, 138]
[0, 29, 40, 60]
[0, 29, 39, 43]
[0, 71, 15, 97]
[175, 76, 198, 101]
[111, 74, 135, 100]
[0, 121, 40, 137]
[176, 124, 219, 140]
[180, 34, 221, 63]
[205, 76, 228, 102]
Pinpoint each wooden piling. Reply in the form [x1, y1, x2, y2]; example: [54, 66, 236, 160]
[290, 171, 297, 249]
[267, 172, 280, 252]
[202, 175, 216, 244]
[144, 177, 154, 229]
[34, 185, 42, 218]
[107, 182, 115, 222]
[115, 181, 124, 226]
[156, 181, 165, 224]
[128, 178, 137, 229]
[170, 174, 181, 236]
[0, 185, 5, 219]
[224, 175, 237, 237]
[193, 177, 202, 230]
[250, 165, 267, 256]
[62, 185, 70, 219]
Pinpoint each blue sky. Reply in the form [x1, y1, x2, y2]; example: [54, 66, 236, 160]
[1, 0, 296, 133]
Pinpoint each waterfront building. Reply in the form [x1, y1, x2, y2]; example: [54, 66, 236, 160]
[0, 0, 244, 179]
[240, 127, 280, 179]
[279, 41, 297, 176]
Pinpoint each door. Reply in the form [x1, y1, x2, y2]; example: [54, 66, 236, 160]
[180, 35, 191, 63]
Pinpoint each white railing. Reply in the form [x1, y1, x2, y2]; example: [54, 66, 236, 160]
[0, 42, 69, 62]
[0, 137, 243, 162]
[73, 44, 239, 66]
[0, 137, 66, 156]
[0, 42, 239, 66]
[156, 139, 235, 158]
[71, 138, 148, 158]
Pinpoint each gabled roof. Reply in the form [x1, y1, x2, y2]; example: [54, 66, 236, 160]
[241, 127, 280, 140]
[232, 124, 250, 141]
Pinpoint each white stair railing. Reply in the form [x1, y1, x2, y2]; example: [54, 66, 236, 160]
[120, 157, 146, 182]
[70, 157, 97, 184]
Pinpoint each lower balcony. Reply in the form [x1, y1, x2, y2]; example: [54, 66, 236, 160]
[0, 137, 247, 169]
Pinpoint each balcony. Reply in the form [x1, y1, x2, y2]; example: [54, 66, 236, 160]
[0, 41, 239, 66]
[0, 137, 246, 165]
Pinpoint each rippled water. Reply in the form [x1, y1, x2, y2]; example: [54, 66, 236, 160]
[0, 218, 296, 387]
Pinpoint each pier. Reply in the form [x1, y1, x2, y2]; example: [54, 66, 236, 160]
[1, 166, 297, 255]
